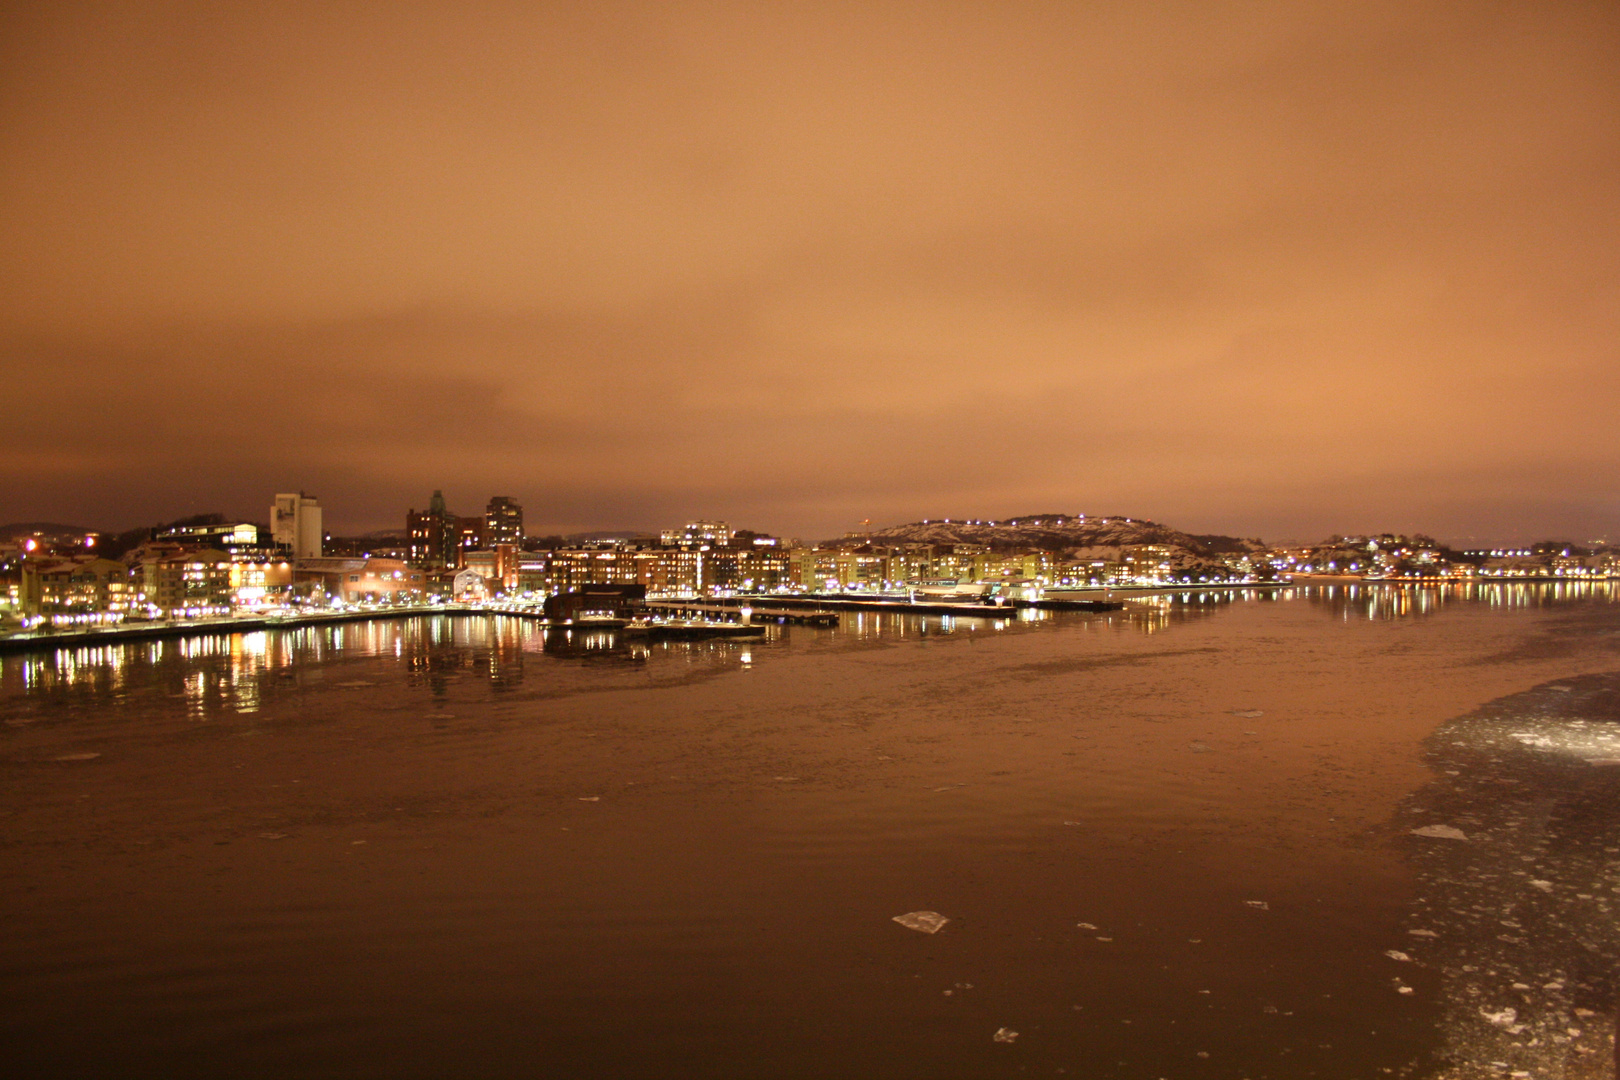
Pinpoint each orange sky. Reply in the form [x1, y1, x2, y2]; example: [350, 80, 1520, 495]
[2, 1, 1616, 543]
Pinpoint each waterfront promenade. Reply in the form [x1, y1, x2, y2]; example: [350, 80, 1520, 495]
[0, 604, 770, 655]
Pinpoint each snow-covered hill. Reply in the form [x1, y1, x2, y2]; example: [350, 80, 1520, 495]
[838, 513, 1263, 557]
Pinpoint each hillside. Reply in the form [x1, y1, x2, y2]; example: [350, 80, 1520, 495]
[842, 514, 1265, 557]
[0, 522, 96, 540]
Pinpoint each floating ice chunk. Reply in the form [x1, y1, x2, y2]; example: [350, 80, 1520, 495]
[1411, 825, 1469, 841]
[1245, 900, 1269, 911]
[992, 1027, 1018, 1043]
[1480, 1007, 1524, 1033]
[1063, 821, 1083, 826]
[1529, 880, 1554, 892]
[1231, 710, 1264, 718]
[1408, 929, 1439, 938]
[893, 911, 949, 934]
[578, 796, 600, 802]
[1548, 685, 1572, 692]
[1385, 950, 1412, 962]
[1582, 758, 1620, 766]
[1076, 922, 1098, 930]
[51, 752, 100, 761]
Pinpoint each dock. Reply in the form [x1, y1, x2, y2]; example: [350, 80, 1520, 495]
[0, 604, 765, 656]
[0, 605, 481, 655]
[640, 600, 841, 626]
[704, 595, 1029, 618]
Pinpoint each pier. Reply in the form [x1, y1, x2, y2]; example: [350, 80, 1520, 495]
[0, 605, 480, 656]
[0, 604, 766, 655]
[703, 594, 1032, 618]
[640, 600, 841, 626]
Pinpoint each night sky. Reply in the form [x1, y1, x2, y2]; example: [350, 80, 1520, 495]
[3, 2, 1616, 543]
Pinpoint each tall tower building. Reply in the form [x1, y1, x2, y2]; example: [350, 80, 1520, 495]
[486, 496, 524, 548]
[271, 493, 323, 558]
[407, 489, 459, 569]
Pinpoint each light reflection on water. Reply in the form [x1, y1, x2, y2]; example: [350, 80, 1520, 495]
[6, 581, 1620, 1079]
[5, 582, 1618, 714]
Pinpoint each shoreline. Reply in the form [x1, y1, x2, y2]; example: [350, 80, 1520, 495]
[3, 576, 1610, 656]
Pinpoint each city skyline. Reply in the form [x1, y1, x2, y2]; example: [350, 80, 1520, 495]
[3, 3, 1617, 545]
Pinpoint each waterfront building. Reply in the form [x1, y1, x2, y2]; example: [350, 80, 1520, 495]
[698, 547, 791, 593]
[485, 497, 523, 548]
[515, 553, 550, 596]
[542, 583, 645, 622]
[1123, 545, 1176, 582]
[461, 549, 497, 581]
[229, 559, 295, 609]
[452, 567, 489, 601]
[271, 493, 323, 558]
[18, 557, 135, 618]
[459, 545, 520, 593]
[788, 548, 835, 592]
[136, 547, 235, 616]
[294, 557, 424, 604]
[830, 550, 892, 590]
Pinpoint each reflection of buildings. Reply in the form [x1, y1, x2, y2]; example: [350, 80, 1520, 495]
[1393, 675, 1620, 1074]
[1306, 580, 1620, 622]
[486, 616, 525, 686]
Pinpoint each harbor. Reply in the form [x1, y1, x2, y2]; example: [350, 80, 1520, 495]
[0, 603, 768, 655]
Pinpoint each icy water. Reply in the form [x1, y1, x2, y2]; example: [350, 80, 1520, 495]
[4, 584, 1620, 1079]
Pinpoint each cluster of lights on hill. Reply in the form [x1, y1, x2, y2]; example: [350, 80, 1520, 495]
[916, 514, 1138, 528]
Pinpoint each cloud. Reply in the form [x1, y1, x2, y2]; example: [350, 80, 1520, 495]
[0, 2, 1616, 543]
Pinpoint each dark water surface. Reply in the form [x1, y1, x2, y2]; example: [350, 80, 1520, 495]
[4, 584, 1620, 1079]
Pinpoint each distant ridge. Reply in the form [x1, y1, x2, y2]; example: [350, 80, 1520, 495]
[0, 521, 96, 540]
[836, 514, 1265, 557]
